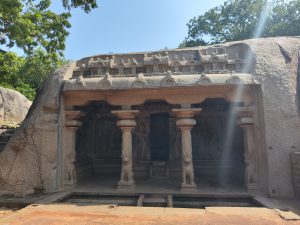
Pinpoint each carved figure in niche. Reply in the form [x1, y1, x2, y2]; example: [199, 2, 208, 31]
[212, 53, 219, 71]
[120, 58, 125, 66]
[65, 152, 76, 186]
[182, 151, 195, 186]
[153, 56, 160, 65]
[88, 58, 97, 68]
[80, 63, 86, 75]
[244, 151, 256, 184]
[136, 118, 147, 160]
[120, 152, 134, 184]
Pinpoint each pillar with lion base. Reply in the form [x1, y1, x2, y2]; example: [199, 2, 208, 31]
[172, 107, 201, 192]
[237, 107, 259, 192]
[63, 110, 84, 190]
[112, 109, 139, 191]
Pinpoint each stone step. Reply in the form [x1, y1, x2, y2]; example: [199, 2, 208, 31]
[64, 198, 137, 206]
[137, 194, 173, 207]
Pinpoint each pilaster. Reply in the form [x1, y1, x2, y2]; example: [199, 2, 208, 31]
[63, 110, 84, 189]
[237, 107, 259, 191]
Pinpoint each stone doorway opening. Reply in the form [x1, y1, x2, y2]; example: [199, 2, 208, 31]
[150, 113, 170, 161]
[75, 101, 122, 185]
[192, 98, 245, 189]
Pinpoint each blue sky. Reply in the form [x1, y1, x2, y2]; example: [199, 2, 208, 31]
[57, 0, 226, 60]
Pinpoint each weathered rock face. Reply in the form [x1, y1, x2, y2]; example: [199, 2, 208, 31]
[0, 37, 299, 198]
[0, 87, 32, 126]
[239, 37, 300, 198]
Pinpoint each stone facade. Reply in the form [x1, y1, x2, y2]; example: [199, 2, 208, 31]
[0, 37, 299, 199]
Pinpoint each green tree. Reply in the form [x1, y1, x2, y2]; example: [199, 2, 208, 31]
[0, 0, 97, 56]
[0, 0, 97, 100]
[0, 50, 66, 100]
[180, 0, 300, 47]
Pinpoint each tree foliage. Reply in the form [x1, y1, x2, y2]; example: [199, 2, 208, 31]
[0, 50, 67, 100]
[180, 0, 300, 47]
[0, 0, 97, 100]
[0, 0, 98, 56]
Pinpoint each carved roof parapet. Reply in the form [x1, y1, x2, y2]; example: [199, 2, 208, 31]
[72, 46, 249, 78]
[200, 46, 228, 63]
[144, 52, 169, 66]
[87, 57, 112, 68]
[169, 51, 201, 67]
[111, 55, 143, 68]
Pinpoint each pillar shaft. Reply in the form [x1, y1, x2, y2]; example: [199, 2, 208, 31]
[181, 128, 193, 157]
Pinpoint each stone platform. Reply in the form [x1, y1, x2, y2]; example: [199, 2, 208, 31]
[1, 204, 299, 225]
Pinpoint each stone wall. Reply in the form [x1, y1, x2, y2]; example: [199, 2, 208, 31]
[0, 63, 75, 195]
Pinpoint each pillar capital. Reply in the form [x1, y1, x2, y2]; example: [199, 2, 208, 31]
[238, 117, 254, 128]
[65, 120, 82, 131]
[172, 108, 202, 118]
[112, 110, 139, 120]
[65, 110, 85, 120]
[116, 119, 137, 128]
[64, 110, 84, 131]
[176, 118, 196, 130]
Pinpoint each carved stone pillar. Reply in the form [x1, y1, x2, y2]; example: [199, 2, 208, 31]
[119, 66, 124, 75]
[112, 110, 139, 190]
[132, 67, 136, 75]
[172, 108, 201, 192]
[64, 111, 84, 189]
[237, 107, 259, 191]
[97, 67, 103, 75]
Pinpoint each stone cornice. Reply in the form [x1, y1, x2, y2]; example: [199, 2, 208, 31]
[63, 73, 257, 92]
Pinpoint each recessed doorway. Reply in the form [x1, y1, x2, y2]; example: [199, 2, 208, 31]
[150, 113, 170, 161]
